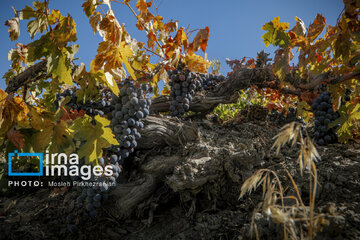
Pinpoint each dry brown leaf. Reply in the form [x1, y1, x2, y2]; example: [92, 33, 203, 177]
[7, 127, 25, 149]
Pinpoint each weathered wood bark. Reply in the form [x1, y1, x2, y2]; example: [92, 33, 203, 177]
[109, 114, 268, 218]
[111, 115, 200, 217]
[111, 174, 158, 219]
[138, 115, 199, 148]
[5, 60, 47, 93]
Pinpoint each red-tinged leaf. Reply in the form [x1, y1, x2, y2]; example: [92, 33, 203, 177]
[89, 11, 102, 34]
[288, 31, 297, 40]
[60, 109, 86, 121]
[136, 0, 152, 13]
[99, 15, 121, 45]
[164, 20, 178, 34]
[266, 103, 278, 111]
[300, 91, 318, 105]
[188, 27, 210, 55]
[307, 14, 326, 42]
[147, 31, 157, 49]
[316, 53, 323, 63]
[174, 28, 188, 50]
[246, 58, 255, 68]
[7, 128, 25, 149]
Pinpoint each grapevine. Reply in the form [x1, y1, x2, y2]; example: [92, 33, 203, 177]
[0, 0, 360, 239]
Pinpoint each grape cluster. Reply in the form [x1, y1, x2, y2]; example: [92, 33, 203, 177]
[66, 156, 121, 232]
[168, 68, 197, 117]
[197, 73, 225, 91]
[311, 91, 339, 146]
[344, 88, 351, 102]
[55, 88, 113, 117]
[109, 79, 151, 159]
[67, 80, 152, 232]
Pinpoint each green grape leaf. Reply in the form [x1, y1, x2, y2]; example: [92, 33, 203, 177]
[20, 5, 37, 20]
[27, 17, 47, 39]
[32, 119, 73, 154]
[329, 103, 360, 143]
[28, 34, 52, 62]
[71, 115, 118, 165]
[82, 0, 97, 17]
[334, 33, 351, 61]
[261, 16, 290, 47]
[100, 71, 120, 96]
[47, 49, 73, 86]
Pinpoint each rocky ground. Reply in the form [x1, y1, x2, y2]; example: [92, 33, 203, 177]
[0, 111, 359, 240]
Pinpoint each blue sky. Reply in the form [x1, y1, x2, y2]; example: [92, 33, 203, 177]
[0, 0, 343, 90]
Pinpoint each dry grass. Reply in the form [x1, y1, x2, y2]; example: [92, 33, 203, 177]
[239, 122, 332, 240]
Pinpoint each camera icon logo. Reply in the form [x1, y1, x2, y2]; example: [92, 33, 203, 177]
[8, 150, 43, 176]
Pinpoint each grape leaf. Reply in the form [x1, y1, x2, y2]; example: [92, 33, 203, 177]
[174, 28, 188, 51]
[89, 11, 102, 34]
[188, 27, 210, 55]
[261, 17, 290, 47]
[7, 128, 25, 149]
[334, 33, 351, 60]
[60, 109, 86, 121]
[19, 2, 48, 38]
[136, 0, 152, 13]
[184, 54, 211, 73]
[27, 17, 47, 39]
[20, 5, 37, 20]
[329, 103, 360, 143]
[28, 34, 52, 62]
[31, 119, 54, 152]
[147, 31, 157, 49]
[49, 15, 77, 45]
[50, 120, 74, 154]
[272, 47, 292, 80]
[89, 63, 120, 96]
[30, 114, 73, 154]
[48, 49, 73, 86]
[290, 16, 306, 36]
[71, 115, 118, 164]
[28, 107, 44, 130]
[307, 14, 326, 42]
[94, 41, 136, 80]
[0, 90, 30, 135]
[82, 0, 97, 17]
[98, 15, 122, 45]
[5, 17, 20, 41]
